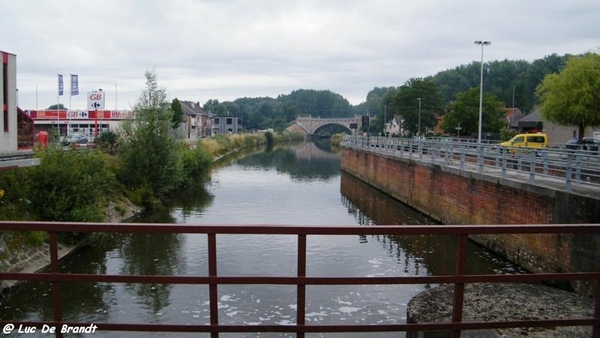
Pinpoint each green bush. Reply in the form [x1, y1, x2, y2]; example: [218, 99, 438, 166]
[0, 168, 32, 221]
[265, 132, 274, 147]
[180, 145, 213, 188]
[26, 147, 116, 222]
[95, 130, 119, 154]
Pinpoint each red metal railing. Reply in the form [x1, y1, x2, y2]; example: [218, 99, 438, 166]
[0, 222, 599, 338]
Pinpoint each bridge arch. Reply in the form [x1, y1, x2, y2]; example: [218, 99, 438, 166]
[286, 116, 368, 136]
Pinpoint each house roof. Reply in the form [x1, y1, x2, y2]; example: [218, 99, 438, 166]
[179, 101, 208, 118]
[519, 106, 542, 122]
[391, 114, 403, 124]
[517, 106, 543, 129]
[506, 108, 525, 126]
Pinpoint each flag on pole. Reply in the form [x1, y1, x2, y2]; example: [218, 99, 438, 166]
[58, 74, 64, 96]
[70, 74, 79, 96]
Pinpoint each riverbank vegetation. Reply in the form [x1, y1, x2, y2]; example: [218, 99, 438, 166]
[0, 71, 305, 224]
[198, 131, 303, 157]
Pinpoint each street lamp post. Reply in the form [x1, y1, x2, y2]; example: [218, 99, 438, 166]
[474, 40, 491, 144]
[417, 98, 421, 137]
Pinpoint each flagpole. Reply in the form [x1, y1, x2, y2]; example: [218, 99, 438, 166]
[69, 74, 72, 112]
[57, 74, 60, 140]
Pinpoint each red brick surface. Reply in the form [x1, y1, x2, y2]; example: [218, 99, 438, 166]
[341, 148, 599, 295]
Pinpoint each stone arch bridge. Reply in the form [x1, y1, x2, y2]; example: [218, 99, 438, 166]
[287, 116, 367, 136]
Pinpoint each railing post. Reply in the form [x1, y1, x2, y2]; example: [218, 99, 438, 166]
[575, 153, 582, 182]
[542, 150, 549, 175]
[208, 233, 219, 338]
[49, 232, 64, 338]
[594, 281, 600, 338]
[297, 234, 307, 338]
[566, 154, 573, 191]
[460, 144, 465, 171]
[477, 144, 483, 174]
[501, 147, 507, 179]
[529, 151, 536, 184]
[451, 234, 469, 338]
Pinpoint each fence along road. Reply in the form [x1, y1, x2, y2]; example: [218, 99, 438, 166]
[342, 136, 600, 197]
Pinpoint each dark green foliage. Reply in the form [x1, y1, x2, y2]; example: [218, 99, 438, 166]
[117, 71, 183, 205]
[431, 54, 570, 113]
[179, 145, 213, 188]
[365, 87, 398, 134]
[393, 78, 444, 136]
[203, 89, 351, 131]
[171, 98, 184, 129]
[281, 89, 351, 118]
[537, 53, 600, 139]
[117, 70, 212, 208]
[118, 111, 183, 203]
[265, 131, 274, 147]
[47, 103, 66, 110]
[0, 168, 32, 221]
[441, 87, 505, 136]
[26, 147, 115, 222]
[95, 130, 119, 154]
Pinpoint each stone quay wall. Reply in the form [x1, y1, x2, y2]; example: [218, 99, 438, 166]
[340, 147, 600, 295]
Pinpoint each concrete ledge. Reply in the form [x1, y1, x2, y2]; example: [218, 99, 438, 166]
[407, 283, 594, 338]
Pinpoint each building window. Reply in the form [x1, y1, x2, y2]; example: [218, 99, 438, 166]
[226, 118, 233, 125]
[214, 117, 220, 125]
[2, 59, 8, 132]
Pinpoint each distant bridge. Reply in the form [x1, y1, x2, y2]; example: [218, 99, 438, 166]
[287, 116, 367, 136]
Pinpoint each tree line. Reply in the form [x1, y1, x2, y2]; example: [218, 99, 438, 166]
[203, 52, 590, 138]
[202, 89, 352, 132]
[356, 53, 577, 137]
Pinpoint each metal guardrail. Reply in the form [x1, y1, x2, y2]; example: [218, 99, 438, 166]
[343, 136, 600, 192]
[0, 222, 599, 338]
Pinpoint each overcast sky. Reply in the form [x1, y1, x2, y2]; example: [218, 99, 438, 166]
[2, 0, 598, 110]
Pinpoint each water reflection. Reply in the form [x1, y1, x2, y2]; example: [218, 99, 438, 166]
[0, 142, 526, 338]
[237, 143, 341, 181]
[340, 170, 527, 276]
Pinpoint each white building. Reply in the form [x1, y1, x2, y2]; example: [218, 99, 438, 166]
[384, 115, 404, 136]
[1, 51, 17, 154]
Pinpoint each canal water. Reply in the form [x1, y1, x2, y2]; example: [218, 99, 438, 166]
[0, 142, 525, 337]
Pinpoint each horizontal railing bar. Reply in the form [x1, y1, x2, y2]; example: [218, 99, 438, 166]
[1, 319, 597, 333]
[2, 272, 599, 285]
[1, 221, 599, 235]
[2, 222, 598, 336]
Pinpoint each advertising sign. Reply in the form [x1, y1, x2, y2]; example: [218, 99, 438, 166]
[87, 91, 105, 110]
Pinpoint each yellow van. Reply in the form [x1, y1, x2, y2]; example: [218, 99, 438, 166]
[500, 133, 548, 152]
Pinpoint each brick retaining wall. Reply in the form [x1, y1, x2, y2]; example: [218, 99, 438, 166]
[341, 148, 600, 295]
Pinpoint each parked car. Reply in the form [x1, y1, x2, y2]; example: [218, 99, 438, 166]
[499, 133, 548, 153]
[62, 135, 93, 148]
[565, 137, 600, 153]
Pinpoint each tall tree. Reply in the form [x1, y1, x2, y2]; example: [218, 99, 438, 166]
[118, 70, 183, 206]
[47, 103, 66, 110]
[366, 87, 398, 135]
[171, 98, 183, 129]
[441, 87, 505, 137]
[393, 78, 443, 136]
[536, 53, 600, 141]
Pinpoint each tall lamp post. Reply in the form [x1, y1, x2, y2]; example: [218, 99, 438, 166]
[417, 98, 421, 137]
[474, 40, 491, 144]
